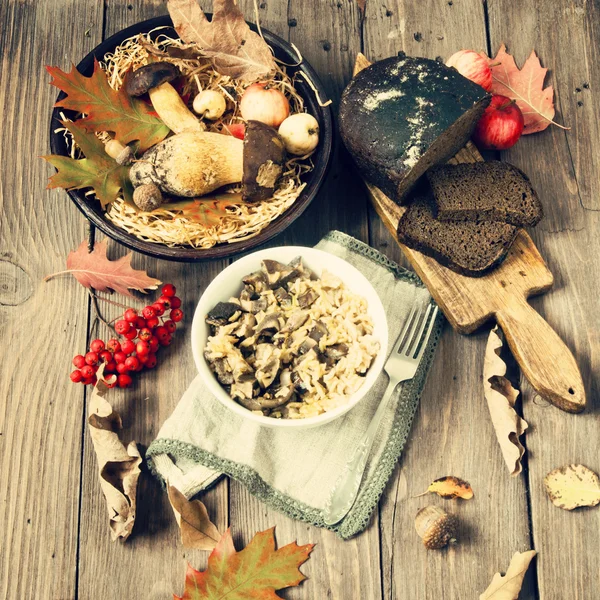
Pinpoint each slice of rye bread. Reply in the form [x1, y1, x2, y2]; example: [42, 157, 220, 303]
[427, 161, 543, 226]
[396, 191, 519, 277]
[339, 54, 491, 205]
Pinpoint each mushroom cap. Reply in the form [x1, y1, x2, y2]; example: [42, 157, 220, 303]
[242, 120, 286, 202]
[125, 62, 181, 97]
[415, 506, 459, 550]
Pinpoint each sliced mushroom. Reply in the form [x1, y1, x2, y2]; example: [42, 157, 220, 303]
[261, 259, 292, 287]
[231, 380, 255, 401]
[308, 321, 328, 342]
[233, 313, 256, 339]
[298, 289, 318, 308]
[204, 353, 234, 386]
[291, 371, 309, 395]
[325, 343, 350, 360]
[239, 294, 268, 314]
[206, 302, 242, 326]
[242, 270, 269, 294]
[254, 312, 283, 337]
[298, 337, 318, 355]
[273, 287, 292, 307]
[289, 256, 315, 280]
[242, 121, 286, 202]
[280, 310, 309, 334]
[256, 358, 280, 389]
[278, 268, 302, 288]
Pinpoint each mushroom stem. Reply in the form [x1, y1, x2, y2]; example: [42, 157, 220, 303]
[104, 139, 133, 165]
[149, 82, 205, 134]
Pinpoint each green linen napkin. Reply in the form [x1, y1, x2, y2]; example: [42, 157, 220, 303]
[147, 231, 443, 539]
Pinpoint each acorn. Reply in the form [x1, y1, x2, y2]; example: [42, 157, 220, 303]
[415, 506, 459, 550]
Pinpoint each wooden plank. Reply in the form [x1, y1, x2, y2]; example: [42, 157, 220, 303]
[0, 1, 103, 598]
[362, 2, 536, 598]
[226, 3, 382, 600]
[76, 3, 229, 600]
[487, 2, 600, 598]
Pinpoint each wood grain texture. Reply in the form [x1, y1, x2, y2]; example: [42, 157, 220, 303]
[0, 1, 103, 598]
[228, 3, 381, 600]
[361, 2, 535, 598]
[76, 3, 228, 600]
[487, 1, 600, 598]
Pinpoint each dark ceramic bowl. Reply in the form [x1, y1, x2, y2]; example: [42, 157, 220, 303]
[49, 15, 333, 262]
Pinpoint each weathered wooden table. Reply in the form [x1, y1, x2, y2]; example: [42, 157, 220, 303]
[1, 1, 598, 598]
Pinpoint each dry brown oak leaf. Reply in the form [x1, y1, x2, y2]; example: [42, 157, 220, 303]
[489, 44, 568, 134]
[480, 550, 536, 600]
[174, 527, 314, 600]
[544, 464, 600, 510]
[484, 326, 528, 476]
[45, 239, 161, 297]
[167, 0, 276, 82]
[88, 366, 142, 541]
[168, 485, 222, 551]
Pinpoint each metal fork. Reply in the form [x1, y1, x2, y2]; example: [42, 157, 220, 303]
[323, 302, 439, 526]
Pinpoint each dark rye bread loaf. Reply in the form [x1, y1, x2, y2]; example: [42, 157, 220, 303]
[339, 54, 490, 204]
[396, 191, 519, 277]
[427, 161, 543, 226]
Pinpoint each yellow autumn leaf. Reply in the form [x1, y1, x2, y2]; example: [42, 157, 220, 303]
[480, 550, 536, 600]
[419, 476, 474, 500]
[544, 464, 600, 510]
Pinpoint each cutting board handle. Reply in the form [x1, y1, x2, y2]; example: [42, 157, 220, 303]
[496, 297, 585, 413]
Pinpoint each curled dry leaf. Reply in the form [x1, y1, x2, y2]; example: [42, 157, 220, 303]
[88, 366, 142, 541]
[484, 326, 528, 476]
[168, 485, 222, 551]
[45, 239, 161, 297]
[480, 550, 536, 600]
[489, 43, 567, 134]
[167, 0, 276, 82]
[544, 464, 600, 510]
[419, 476, 474, 500]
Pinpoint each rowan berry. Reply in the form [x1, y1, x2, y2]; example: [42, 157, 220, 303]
[155, 326, 169, 343]
[123, 328, 138, 340]
[117, 374, 133, 388]
[90, 339, 105, 353]
[73, 355, 86, 368]
[121, 340, 136, 355]
[164, 320, 176, 334]
[170, 308, 184, 322]
[99, 350, 113, 363]
[146, 317, 160, 329]
[124, 308, 138, 323]
[81, 365, 96, 378]
[85, 351, 99, 366]
[107, 339, 121, 353]
[151, 302, 165, 316]
[125, 356, 140, 371]
[105, 361, 117, 372]
[162, 284, 176, 297]
[70, 370, 83, 383]
[114, 351, 127, 364]
[170, 296, 182, 309]
[156, 296, 172, 310]
[116, 362, 129, 374]
[135, 317, 147, 330]
[145, 354, 157, 369]
[136, 340, 151, 356]
[115, 320, 131, 335]
[142, 306, 156, 320]
[139, 328, 153, 342]
[149, 337, 160, 353]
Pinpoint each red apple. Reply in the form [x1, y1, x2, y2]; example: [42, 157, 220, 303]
[239, 83, 290, 128]
[446, 49, 493, 91]
[473, 95, 524, 150]
[224, 123, 246, 140]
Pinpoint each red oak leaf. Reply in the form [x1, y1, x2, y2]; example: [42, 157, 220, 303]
[489, 44, 568, 134]
[174, 527, 314, 600]
[44, 240, 161, 297]
[47, 59, 169, 151]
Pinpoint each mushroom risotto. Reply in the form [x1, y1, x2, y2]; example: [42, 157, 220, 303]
[203, 257, 380, 419]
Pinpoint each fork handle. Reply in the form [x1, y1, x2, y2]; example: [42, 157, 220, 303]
[323, 377, 399, 525]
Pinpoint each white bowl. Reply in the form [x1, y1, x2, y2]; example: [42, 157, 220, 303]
[191, 246, 388, 428]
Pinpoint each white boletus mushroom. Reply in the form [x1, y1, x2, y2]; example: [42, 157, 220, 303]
[125, 62, 204, 134]
[129, 120, 286, 202]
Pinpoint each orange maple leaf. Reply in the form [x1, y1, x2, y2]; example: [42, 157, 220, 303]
[489, 44, 568, 134]
[174, 527, 314, 600]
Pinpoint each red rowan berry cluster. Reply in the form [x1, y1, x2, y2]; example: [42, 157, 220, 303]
[70, 284, 184, 388]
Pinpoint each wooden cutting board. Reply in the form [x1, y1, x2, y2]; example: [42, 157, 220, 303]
[353, 53, 585, 413]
